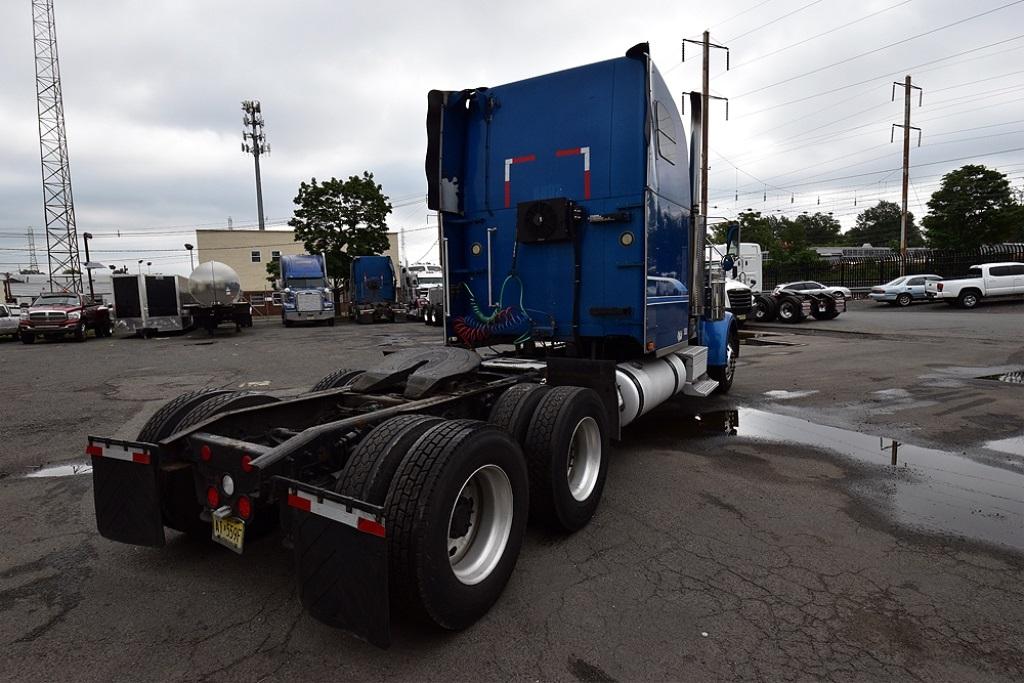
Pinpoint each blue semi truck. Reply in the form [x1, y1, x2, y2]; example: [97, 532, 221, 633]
[278, 254, 335, 326]
[348, 255, 404, 323]
[85, 44, 736, 647]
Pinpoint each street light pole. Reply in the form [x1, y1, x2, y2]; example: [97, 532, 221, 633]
[184, 243, 195, 271]
[82, 232, 95, 301]
[137, 259, 143, 274]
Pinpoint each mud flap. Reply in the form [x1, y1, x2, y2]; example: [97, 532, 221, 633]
[277, 477, 390, 648]
[87, 437, 165, 547]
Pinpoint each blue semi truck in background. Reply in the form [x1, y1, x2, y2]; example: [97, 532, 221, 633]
[349, 255, 406, 323]
[278, 254, 335, 326]
[86, 43, 737, 647]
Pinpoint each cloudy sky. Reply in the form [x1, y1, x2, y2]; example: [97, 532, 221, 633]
[2, 0, 1023, 275]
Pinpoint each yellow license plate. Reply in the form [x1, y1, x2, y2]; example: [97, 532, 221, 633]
[212, 515, 245, 553]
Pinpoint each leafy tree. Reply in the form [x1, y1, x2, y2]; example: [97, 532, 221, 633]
[844, 200, 923, 248]
[794, 212, 842, 245]
[288, 172, 392, 296]
[265, 260, 280, 287]
[730, 210, 818, 263]
[922, 165, 1017, 249]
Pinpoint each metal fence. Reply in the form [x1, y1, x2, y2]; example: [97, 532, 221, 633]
[762, 245, 1024, 291]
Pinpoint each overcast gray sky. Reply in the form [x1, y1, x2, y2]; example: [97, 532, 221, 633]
[2, 0, 1023, 275]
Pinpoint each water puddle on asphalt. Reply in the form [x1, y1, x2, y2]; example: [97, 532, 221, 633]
[24, 462, 93, 478]
[660, 408, 1024, 553]
[763, 389, 819, 400]
[978, 370, 1024, 385]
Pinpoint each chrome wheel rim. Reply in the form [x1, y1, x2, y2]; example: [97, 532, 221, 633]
[779, 305, 792, 319]
[964, 295, 976, 307]
[724, 339, 737, 382]
[447, 464, 514, 586]
[566, 417, 601, 502]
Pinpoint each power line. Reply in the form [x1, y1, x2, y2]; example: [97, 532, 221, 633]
[728, 0, 914, 70]
[723, 0, 828, 42]
[709, 0, 778, 31]
[734, 0, 1024, 99]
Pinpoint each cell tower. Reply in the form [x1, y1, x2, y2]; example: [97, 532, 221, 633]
[241, 100, 270, 231]
[27, 227, 40, 272]
[32, 0, 82, 292]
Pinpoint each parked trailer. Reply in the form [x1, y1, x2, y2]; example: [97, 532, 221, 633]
[185, 261, 253, 334]
[112, 273, 194, 337]
[85, 44, 735, 647]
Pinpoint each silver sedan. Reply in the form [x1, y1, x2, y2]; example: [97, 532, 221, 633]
[869, 274, 942, 306]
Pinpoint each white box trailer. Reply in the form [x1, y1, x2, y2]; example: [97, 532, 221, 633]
[112, 274, 193, 337]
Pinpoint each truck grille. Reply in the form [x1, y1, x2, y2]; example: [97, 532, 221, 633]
[729, 289, 753, 312]
[30, 311, 67, 322]
[296, 292, 322, 312]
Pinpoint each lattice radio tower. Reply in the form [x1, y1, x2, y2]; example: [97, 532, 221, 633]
[32, 0, 82, 292]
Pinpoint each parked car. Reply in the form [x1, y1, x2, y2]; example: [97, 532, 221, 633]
[773, 280, 852, 300]
[18, 292, 113, 343]
[0, 303, 19, 339]
[924, 262, 1024, 308]
[868, 274, 942, 306]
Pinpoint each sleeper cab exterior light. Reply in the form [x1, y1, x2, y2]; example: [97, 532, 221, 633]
[620, 231, 635, 247]
[471, 242, 483, 256]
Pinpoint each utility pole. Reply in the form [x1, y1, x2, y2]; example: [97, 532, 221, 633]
[891, 75, 922, 275]
[682, 31, 729, 317]
[241, 100, 270, 231]
[32, 0, 83, 293]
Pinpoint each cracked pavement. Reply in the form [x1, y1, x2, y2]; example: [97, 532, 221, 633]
[1, 302, 1023, 681]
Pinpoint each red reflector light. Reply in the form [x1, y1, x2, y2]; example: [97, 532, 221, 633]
[287, 493, 311, 512]
[200, 445, 212, 461]
[357, 517, 386, 538]
[240, 455, 253, 473]
[937, 283, 943, 291]
[236, 495, 252, 520]
[86, 444, 102, 458]
[206, 486, 219, 508]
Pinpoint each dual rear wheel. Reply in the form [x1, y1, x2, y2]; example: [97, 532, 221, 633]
[335, 382, 608, 631]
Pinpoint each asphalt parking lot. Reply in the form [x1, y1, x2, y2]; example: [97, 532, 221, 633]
[2, 299, 1023, 681]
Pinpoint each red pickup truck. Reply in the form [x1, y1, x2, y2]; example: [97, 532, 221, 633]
[19, 292, 113, 343]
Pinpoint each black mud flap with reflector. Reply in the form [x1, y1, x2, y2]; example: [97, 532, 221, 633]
[87, 437, 165, 547]
[276, 477, 390, 648]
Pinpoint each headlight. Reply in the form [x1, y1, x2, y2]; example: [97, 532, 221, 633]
[68, 311, 81, 320]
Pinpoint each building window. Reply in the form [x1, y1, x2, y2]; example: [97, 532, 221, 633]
[251, 250, 261, 263]
[271, 250, 281, 262]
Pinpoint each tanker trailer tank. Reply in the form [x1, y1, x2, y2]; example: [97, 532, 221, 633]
[184, 261, 252, 335]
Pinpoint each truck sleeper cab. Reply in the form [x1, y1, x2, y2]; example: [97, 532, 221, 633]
[280, 253, 335, 326]
[85, 44, 736, 648]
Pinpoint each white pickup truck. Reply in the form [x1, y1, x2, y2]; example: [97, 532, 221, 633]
[925, 262, 1024, 308]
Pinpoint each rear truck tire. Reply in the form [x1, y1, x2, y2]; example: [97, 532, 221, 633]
[523, 386, 609, 532]
[385, 419, 528, 630]
[488, 383, 551, 446]
[752, 295, 777, 323]
[832, 291, 847, 301]
[896, 293, 913, 307]
[310, 368, 365, 392]
[708, 328, 738, 394]
[20, 332, 34, 344]
[335, 414, 444, 503]
[810, 296, 839, 321]
[423, 307, 433, 326]
[958, 289, 981, 309]
[777, 296, 804, 324]
[137, 388, 235, 443]
[136, 388, 233, 535]
[174, 390, 281, 433]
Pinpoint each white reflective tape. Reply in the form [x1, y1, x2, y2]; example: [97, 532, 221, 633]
[288, 489, 386, 537]
[581, 146, 591, 171]
[504, 158, 512, 182]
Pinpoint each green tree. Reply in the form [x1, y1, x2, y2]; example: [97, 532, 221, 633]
[288, 172, 393, 296]
[844, 200, 922, 248]
[922, 165, 1017, 249]
[794, 212, 841, 245]
[265, 260, 280, 287]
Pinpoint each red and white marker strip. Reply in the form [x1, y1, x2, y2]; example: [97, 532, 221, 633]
[555, 146, 591, 199]
[287, 488, 386, 538]
[503, 154, 536, 208]
[86, 441, 151, 465]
